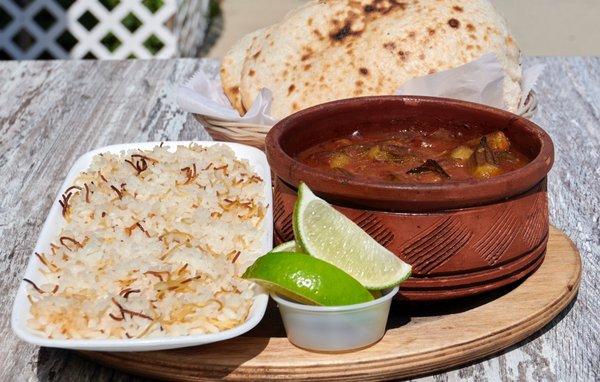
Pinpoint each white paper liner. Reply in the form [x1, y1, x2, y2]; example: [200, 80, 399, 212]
[177, 54, 543, 127]
[518, 62, 545, 111]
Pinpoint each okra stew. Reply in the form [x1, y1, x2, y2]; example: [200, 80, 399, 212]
[297, 128, 531, 183]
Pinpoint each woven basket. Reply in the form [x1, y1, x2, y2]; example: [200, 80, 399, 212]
[194, 91, 538, 150]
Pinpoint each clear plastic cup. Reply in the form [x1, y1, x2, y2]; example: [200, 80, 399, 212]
[271, 286, 399, 352]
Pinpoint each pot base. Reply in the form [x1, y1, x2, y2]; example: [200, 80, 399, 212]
[397, 236, 546, 300]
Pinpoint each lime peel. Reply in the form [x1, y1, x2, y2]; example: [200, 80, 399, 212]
[242, 252, 374, 306]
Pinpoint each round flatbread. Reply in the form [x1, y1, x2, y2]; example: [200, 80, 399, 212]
[229, 0, 522, 119]
[220, 27, 269, 115]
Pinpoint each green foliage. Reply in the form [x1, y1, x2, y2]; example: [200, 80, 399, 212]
[209, 0, 221, 18]
[142, 0, 164, 13]
[99, 0, 120, 11]
[143, 34, 165, 54]
[100, 32, 121, 53]
[121, 13, 142, 32]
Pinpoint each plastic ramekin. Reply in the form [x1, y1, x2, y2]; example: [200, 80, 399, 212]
[271, 286, 399, 352]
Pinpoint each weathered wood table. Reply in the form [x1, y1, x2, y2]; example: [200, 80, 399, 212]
[0, 57, 598, 381]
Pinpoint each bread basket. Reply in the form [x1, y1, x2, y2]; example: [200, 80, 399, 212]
[194, 91, 538, 150]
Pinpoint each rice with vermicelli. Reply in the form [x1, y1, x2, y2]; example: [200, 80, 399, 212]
[25, 144, 267, 339]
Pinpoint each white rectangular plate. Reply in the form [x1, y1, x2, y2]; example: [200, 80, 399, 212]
[11, 141, 272, 352]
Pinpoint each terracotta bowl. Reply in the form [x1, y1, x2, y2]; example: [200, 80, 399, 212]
[265, 96, 554, 301]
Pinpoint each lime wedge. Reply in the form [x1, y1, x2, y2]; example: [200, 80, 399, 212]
[293, 182, 412, 289]
[271, 240, 298, 253]
[242, 252, 373, 306]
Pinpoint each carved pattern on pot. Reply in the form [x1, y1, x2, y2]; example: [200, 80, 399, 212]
[273, 189, 294, 242]
[353, 212, 395, 247]
[523, 193, 548, 248]
[401, 216, 472, 274]
[474, 207, 518, 265]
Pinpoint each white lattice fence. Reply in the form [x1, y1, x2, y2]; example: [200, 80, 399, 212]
[0, 0, 210, 60]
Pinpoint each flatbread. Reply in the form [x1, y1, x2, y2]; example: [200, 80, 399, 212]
[220, 27, 268, 115]
[227, 0, 522, 119]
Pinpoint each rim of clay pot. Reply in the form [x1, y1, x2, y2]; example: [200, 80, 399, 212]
[265, 96, 554, 211]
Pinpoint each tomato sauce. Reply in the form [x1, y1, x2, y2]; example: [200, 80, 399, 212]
[297, 128, 530, 183]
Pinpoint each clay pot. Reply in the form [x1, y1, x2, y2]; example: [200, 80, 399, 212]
[265, 96, 554, 301]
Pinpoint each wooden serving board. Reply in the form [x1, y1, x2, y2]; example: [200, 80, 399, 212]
[81, 227, 581, 381]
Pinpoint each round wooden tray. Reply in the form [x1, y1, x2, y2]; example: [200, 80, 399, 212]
[81, 226, 581, 381]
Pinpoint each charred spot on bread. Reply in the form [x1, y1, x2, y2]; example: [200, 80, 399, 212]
[288, 84, 296, 95]
[363, 0, 407, 14]
[330, 22, 361, 41]
[453, 5, 464, 12]
[359, 67, 369, 75]
[448, 18, 460, 28]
